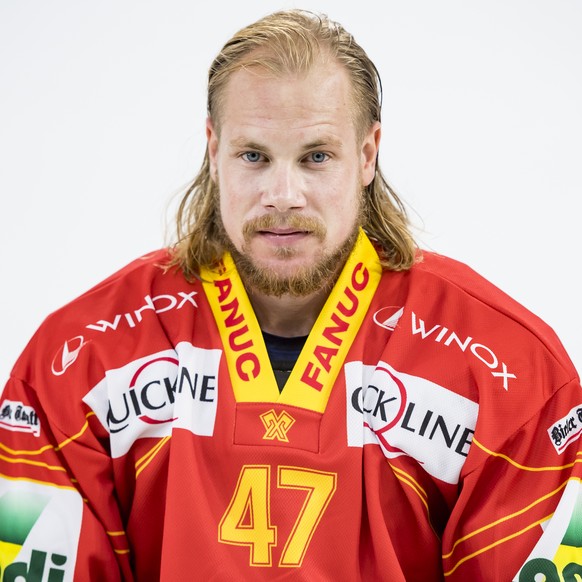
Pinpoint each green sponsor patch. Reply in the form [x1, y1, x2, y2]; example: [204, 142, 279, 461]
[0, 491, 49, 545]
[562, 491, 582, 548]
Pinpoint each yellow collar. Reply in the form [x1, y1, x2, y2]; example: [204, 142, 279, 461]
[201, 229, 382, 412]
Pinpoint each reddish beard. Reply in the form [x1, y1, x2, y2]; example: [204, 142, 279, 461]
[217, 203, 364, 298]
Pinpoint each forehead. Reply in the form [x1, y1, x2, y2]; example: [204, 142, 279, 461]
[215, 60, 357, 136]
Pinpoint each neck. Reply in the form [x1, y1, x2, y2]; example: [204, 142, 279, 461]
[247, 286, 331, 337]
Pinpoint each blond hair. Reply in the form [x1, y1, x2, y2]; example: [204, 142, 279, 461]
[171, 9, 417, 278]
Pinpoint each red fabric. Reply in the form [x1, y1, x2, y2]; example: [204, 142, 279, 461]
[1, 249, 580, 581]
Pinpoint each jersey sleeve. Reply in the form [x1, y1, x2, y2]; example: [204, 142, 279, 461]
[442, 376, 582, 580]
[0, 373, 133, 581]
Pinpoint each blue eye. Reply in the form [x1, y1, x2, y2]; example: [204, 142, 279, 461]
[243, 152, 262, 162]
[309, 152, 328, 163]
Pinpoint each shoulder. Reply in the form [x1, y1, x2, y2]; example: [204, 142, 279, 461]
[371, 250, 580, 455]
[378, 250, 577, 385]
[414, 251, 568, 354]
[11, 250, 201, 385]
[410, 250, 527, 308]
[38, 250, 184, 330]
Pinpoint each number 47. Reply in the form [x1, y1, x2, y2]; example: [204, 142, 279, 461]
[218, 465, 337, 568]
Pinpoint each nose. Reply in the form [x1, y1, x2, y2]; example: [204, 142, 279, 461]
[261, 162, 306, 212]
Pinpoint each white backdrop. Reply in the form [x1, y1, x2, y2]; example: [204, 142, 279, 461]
[1, 0, 580, 384]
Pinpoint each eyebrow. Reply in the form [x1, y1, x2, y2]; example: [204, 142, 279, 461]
[303, 138, 343, 150]
[228, 136, 343, 152]
[229, 138, 265, 151]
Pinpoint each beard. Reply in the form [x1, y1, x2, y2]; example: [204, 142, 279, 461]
[216, 197, 365, 298]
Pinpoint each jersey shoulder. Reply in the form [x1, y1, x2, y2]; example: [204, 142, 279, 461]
[10, 249, 198, 383]
[402, 251, 577, 378]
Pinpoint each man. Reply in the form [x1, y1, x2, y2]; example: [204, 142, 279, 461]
[0, 9, 580, 581]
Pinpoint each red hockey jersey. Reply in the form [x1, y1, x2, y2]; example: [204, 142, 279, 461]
[1, 233, 581, 581]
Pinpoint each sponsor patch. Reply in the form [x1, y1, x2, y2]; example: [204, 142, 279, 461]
[83, 342, 221, 457]
[410, 311, 516, 390]
[345, 361, 478, 485]
[0, 478, 82, 581]
[514, 479, 582, 580]
[0, 400, 41, 437]
[85, 291, 198, 333]
[547, 404, 582, 455]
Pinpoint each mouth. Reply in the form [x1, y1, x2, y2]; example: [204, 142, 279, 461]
[258, 227, 310, 237]
[256, 228, 311, 245]
[242, 214, 327, 244]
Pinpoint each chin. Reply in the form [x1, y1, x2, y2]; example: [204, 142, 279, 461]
[261, 254, 319, 273]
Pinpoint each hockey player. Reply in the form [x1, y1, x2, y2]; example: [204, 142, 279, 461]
[1, 9, 580, 581]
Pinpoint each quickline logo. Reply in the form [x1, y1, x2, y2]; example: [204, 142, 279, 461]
[0, 491, 68, 582]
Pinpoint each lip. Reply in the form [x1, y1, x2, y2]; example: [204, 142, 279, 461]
[259, 228, 309, 236]
[256, 229, 310, 245]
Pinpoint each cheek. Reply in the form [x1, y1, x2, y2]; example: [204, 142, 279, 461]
[218, 208, 241, 248]
[217, 183, 249, 246]
[323, 176, 361, 213]
[218, 165, 255, 205]
[217, 171, 242, 210]
[324, 185, 362, 235]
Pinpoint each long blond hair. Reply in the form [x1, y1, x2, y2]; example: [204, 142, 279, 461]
[171, 10, 417, 278]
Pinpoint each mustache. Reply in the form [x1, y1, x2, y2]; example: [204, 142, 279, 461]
[242, 213, 327, 241]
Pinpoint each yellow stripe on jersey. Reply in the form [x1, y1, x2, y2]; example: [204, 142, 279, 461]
[0, 412, 95, 457]
[135, 436, 171, 478]
[443, 479, 570, 559]
[388, 463, 429, 501]
[444, 515, 552, 577]
[473, 438, 582, 472]
[0, 454, 67, 473]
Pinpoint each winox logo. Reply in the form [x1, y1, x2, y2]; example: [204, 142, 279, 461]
[411, 312, 516, 391]
[86, 291, 198, 333]
[50, 291, 198, 377]
[345, 361, 479, 485]
[83, 342, 221, 458]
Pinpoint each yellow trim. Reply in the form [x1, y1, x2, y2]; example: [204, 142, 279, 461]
[201, 229, 382, 413]
[54, 414, 95, 451]
[202, 253, 279, 403]
[444, 515, 552, 576]
[442, 479, 573, 559]
[135, 436, 170, 470]
[113, 548, 131, 555]
[107, 530, 127, 537]
[0, 453, 67, 472]
[473, 438, 582, 472]
[394, 473, 430, 514]
[280, 231, 381, 412]
[0, 441, 54, 456]
[135, 437, 171, 478]
[0, 472, 77, 491]
[389, 462, 428, 500]
[0, 412, 95, 457]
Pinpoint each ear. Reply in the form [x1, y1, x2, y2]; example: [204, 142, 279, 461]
[206, 117, 219, 182]
[360, 121, 381, 187]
